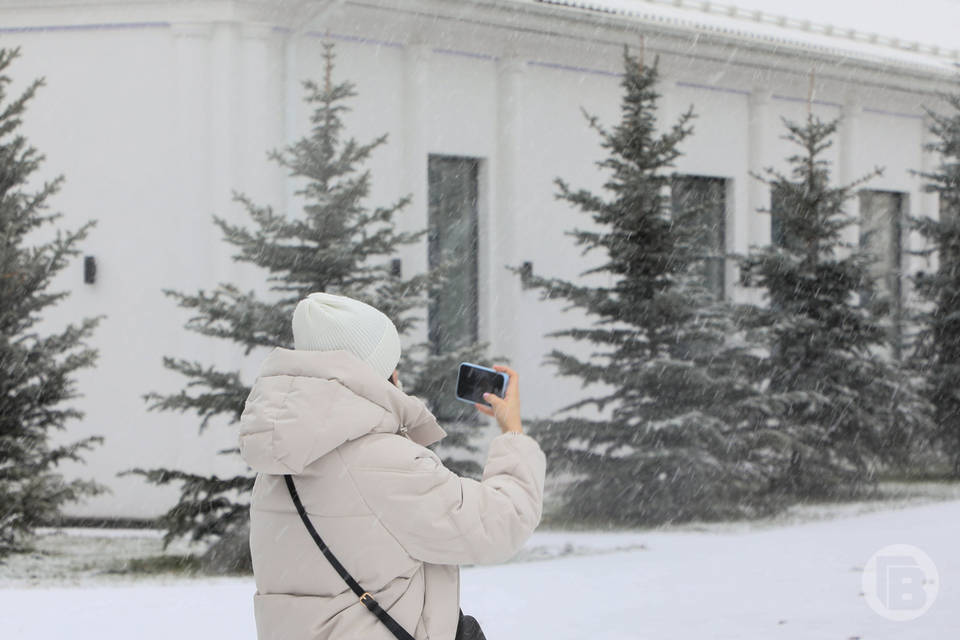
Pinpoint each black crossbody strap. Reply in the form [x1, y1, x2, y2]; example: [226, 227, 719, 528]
[284, 474, 416, 640]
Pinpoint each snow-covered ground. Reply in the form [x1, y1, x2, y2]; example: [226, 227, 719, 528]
[469, 500, 959, 639]
[2, 497, 958, 639]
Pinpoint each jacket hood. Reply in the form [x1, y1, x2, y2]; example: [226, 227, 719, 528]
[239, 347, 446, 475]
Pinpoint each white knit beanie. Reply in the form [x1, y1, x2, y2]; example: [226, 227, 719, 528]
[292, 292, 401, 380]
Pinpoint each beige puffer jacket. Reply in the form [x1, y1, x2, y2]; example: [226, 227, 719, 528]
[238, 347, 547, 640]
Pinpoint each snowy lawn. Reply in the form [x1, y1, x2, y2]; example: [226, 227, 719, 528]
[2, 496, 958, 639]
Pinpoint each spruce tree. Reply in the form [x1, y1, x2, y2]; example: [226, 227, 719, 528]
[740, 115, 931, 497]
[910, 92, 960, 477]
[519, 49, 775, 526]
[0, 47, 106, 557]
[122, 43, 488, 567]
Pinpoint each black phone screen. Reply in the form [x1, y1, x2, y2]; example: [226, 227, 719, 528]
[456, 364, 507, 405]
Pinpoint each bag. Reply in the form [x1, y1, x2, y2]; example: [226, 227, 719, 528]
[456, 609, 487, 640]
[284, 474, 487, 640]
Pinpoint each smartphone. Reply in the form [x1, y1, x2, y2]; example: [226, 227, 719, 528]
[456, 362, 508, 407]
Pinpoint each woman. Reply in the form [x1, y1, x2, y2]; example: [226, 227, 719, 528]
[239, 292, 547, 640]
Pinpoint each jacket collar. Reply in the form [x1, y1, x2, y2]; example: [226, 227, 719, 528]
[257, 347, 447, 448]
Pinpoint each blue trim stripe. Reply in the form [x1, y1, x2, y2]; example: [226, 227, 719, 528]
[0, 21, 169, 34]
[432, 47, 499, 61]
[526, 59, 621, 77]
[772, 93, 842, 108]
[863, 107, 923, 120]
[676, 81, 750, 96]
[304, 30, 404, 49]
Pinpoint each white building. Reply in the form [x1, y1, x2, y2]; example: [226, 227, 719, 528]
[1, 0, 955, 520]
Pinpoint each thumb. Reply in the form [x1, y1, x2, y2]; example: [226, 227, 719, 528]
[483, 393, 505, 410]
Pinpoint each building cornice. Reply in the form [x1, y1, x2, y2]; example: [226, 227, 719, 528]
[340, 0, 958, 98]
[0, 0, 955, 99]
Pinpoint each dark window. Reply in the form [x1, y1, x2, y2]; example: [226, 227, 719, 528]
[427, 155, 480, 356]
[859, 189, 905, 354]
[941, 189, 958, 225]
[671, 176, 727, 299]
[770, 184, 788, 249]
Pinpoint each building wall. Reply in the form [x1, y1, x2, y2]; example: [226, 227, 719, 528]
[0, 0, 947, 519]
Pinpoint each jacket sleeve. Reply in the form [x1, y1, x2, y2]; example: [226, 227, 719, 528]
[344, 431, 547, 566]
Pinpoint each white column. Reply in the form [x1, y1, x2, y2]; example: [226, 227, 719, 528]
[748, 88, 772, 248]
[839, 93, 863, 250]
[210, 21, 241, 228]
[208, 20, 247, 403]
[173, 20, 245, 476]
[172, 23, 214, 283]
[240, 23, 285, 208]
[402, 42, 432, 346]
[921, 114, 940, 223]
[744, 87, 772, 304]
[657, 70, 676, 215]
[277, 0, 346, 219]
[917, 112, 940, 275]
[656, 69, 674, 129]
[491, 55, 526, 357]
[282, 29, 302, 218]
